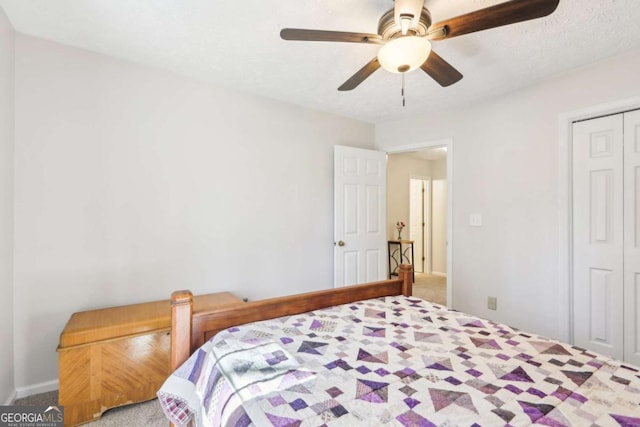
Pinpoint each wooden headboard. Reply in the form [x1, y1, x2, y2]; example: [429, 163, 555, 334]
[169, 264, 413, 371]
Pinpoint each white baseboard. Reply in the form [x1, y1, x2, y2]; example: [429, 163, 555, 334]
[3, 389, 16, 405]
[431, 271, 447, 278]
[15, 379, 58, 399]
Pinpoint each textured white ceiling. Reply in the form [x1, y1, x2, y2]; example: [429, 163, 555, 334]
[1, 0, 639, 124]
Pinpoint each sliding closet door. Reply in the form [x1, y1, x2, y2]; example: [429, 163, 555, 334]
[572, 114, 624, 360]
[624, 110, 640, 366]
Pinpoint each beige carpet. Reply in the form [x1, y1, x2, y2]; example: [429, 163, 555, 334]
[412, 272, 447, 306]
[14, 391, 167, 426]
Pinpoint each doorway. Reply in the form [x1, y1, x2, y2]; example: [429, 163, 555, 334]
[571, 109, 640, 365]
[387, 145, 449, 306]
[558, 96, 640, 345]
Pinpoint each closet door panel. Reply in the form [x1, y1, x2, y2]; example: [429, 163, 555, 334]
[572, 115, 624, 360]
[624, 109, 640, 366]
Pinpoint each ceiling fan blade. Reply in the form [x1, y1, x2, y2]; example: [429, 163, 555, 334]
[420, 51, 463, 87]
[429, 0, 560, 41]
[280, 28, 383, 44]
[338, 57, 381, 91]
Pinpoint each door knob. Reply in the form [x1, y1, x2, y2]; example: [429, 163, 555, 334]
[338, 240, 345, 246]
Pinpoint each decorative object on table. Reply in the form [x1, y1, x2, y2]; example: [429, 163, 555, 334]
[396, 221, 405, 240]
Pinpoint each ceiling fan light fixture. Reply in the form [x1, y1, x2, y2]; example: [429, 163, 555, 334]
[399, 13, 413, 35]
[377, 36, 431, 74]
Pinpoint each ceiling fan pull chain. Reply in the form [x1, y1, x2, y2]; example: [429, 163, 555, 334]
[401, 73, 406, 107]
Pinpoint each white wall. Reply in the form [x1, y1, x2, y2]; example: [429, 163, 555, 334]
[376, 49, 640, 340]
[13, 35, 374, 389]
[430, 158, 446, 180]
[0, 6, 14, 404]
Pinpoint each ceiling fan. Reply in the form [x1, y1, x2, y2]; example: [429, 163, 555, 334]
[280, 0, 560, 91]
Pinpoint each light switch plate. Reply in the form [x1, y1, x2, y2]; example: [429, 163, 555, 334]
[469, 213, 482, 227]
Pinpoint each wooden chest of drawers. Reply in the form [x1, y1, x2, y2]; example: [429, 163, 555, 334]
[57, 292, 243, 426]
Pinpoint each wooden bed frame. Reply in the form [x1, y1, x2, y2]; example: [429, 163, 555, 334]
[169, 264, 413, 372]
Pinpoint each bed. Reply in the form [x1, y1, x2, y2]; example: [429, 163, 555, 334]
[157, 265, 640, 426]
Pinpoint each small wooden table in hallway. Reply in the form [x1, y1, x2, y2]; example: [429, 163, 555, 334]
[388, 239, 415, 282]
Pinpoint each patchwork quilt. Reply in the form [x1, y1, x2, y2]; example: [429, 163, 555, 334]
[157, 296, 640, 426]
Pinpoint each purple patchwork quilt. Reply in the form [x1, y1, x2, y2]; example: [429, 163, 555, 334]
[157, 296, 640, 426]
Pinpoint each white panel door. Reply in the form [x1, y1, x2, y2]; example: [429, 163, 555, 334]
[572, 115, 624, 360]
[409, 178, 427, 273]
[334, 145, 387, 287]
[431, 179, 447, 276]
[624, 109, 640, 366]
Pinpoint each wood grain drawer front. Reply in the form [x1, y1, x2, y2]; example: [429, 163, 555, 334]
[59, 329, 170, 426]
